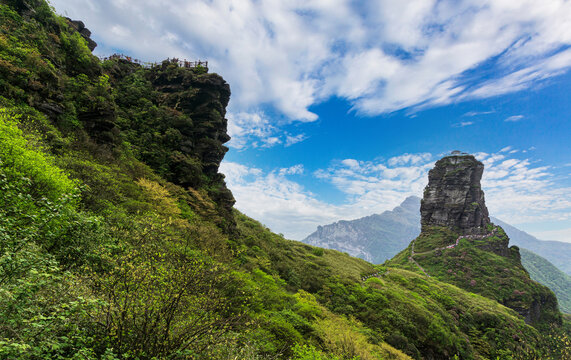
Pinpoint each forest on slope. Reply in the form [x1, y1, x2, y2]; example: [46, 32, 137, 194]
[519, 249, 571, 316]
[0, 1, 569, 359]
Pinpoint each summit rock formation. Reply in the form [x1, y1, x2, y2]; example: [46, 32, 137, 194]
[392, 152, 562, 326]
[420, 153, 490, 234]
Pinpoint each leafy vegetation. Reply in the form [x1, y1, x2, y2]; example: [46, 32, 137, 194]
[0, 1, 569, 359]
[519, 248, 571, 314]
[492, 216, 571, 276]
[389, 226, 562, 331]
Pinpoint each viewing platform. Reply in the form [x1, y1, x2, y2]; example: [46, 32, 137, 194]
[99, 54, 208, 71]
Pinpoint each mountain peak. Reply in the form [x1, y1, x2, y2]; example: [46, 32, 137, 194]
[400, 195, 421, 211]
[302, 197, 421, 263]
[420, 154, 490, 235]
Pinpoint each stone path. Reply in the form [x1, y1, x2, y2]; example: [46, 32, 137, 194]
[361, 270, 384, 282]
[408, 227, 499, 277]
[360, 227, 499, 282]
[410, 239, 430, 277]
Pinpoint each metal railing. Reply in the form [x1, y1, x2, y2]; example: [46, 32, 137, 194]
[99, 54, 208, 69]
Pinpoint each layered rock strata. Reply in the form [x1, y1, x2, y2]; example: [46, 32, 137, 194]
[421, 154, 490, 235]
[413, 153, 561, 326]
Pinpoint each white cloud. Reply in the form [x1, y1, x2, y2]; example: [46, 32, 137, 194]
[221, 154, 434, 239]
[278, 165, 304, 176]
[463, 110, 495, 117]
[530, 228, 571, 243]
[221, 150, 571, 241]
[505, 115, 524, 122]
[478, 152, 571, 228]
[226, 111, 307, 149]
[219, 162, 262, 181]
[50, 0, 571, 136]
[452, 121, 474, 127]
[220, 161, 343, 240]
[387, 153, 432, 166]
[285, 134, 308, 147]
[226, 111, 276, 149]
[262, 137, 281, 148]
[340, 159, 361, 169]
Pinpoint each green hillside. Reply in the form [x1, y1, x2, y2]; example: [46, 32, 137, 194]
[492, 217, 571, 276]
[0, 1, 569, 359]
[303, 197, 571, 316]
[389, 226, 561, 328]
[520, 248, 571, 314]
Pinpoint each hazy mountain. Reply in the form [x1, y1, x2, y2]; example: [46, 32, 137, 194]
[303, 194, 571, 314]
[305, 195, 571, 274]
[303, 196, 421, 263]
[519, 248, 571, 313]
[491, 217, 571, 276]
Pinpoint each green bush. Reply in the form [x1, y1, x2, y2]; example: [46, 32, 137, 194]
[0, 108, 78, 201]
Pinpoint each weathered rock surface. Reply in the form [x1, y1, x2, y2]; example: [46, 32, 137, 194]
[411, 153, 562, 327]
[148, 61, 231, 179]
[107, 59, 235, 230]
[65, 18, 97, 51]
[421, 154, 490, 235]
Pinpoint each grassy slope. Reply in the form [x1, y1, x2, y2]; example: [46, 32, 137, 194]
[520, 248, 571, 314]
[301, 198, 571, 317]
[492, 217, 571, 276]
[389, 226, 561, 330]
[234, 214, 566, 359]
[0, 1, 569, 359]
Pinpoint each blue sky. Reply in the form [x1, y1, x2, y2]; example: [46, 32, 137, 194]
[50, 0, 571, 242]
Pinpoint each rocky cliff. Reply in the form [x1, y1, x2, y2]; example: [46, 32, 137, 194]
[0, 0, 235, 230]
[106, 59, 236, 227]
[391, 153, 562, 327]
[421, 154, 490, 235]
[65, 18, 97, 51]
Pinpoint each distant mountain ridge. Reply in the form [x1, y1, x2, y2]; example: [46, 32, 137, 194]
[303, 195, 571, 313]
[490, 217, 571, 276]
[304, 196, 571, 274]
[519, 248, 571, 313]
[303, 196, 420, 263]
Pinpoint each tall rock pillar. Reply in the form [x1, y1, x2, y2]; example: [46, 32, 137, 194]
[420, 153, 490, 234]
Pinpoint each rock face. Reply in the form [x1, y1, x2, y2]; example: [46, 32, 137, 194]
[65, 18, 97, 51]
[106, 59, 235, 230]
[408, 153, 562, 327]
[147, 61, 231, 180]
[421, 154, 490, 234]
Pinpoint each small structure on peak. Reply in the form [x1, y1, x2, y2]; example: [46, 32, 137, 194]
[420, 153, 490, 235]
